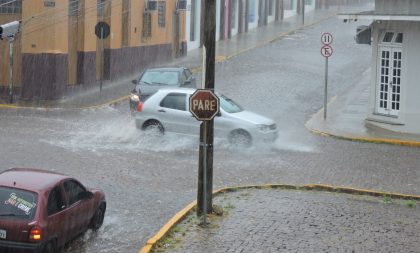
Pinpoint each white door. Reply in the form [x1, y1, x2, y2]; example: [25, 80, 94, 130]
[377, 46, 402, 116]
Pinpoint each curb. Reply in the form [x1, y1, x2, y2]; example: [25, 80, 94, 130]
[307, 127, 420, 147]
[0, 95, 129, 111]
[0, 12, 336, 111]
[139, 184, 420, 253]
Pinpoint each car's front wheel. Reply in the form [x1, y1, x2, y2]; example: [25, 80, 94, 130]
[90, 203, 106, 231]
[228, 129, 252, 147]
[142, 120, 164, 136]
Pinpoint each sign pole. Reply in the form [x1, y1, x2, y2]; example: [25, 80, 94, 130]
[8, 38, 14, 103]
[202, 121, 208, 226]
[324, 57, 328, 120]
[320, 33, 333, 120]
[197, 0, 216, 221]
[100, 27, 104, 93]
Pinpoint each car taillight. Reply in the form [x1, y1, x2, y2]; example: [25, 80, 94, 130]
[29, 227, 42, 242]
[137, 102, 144, 112]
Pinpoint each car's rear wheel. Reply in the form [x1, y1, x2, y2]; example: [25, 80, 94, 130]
[90, 203, 106, 231]
[142, 120, 164, 136]
[229, 129, 252, 147]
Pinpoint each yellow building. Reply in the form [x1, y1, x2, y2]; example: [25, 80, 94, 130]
[0, 0, 186, 100]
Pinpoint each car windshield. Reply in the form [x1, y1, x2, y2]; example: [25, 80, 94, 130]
[140, 70, 180, 86]
[0, 187, 38, 220]
[219, 94, 243, 113]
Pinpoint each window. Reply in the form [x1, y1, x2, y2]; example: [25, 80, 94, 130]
[47, 186, 65, 216]
[140, 70, 179, 85]
[382, 32, 394, 43]
[0, 187, 37, 220]
[219, 94, 243, 113]
[0, 0, 21, 13]
[69, 0, 78, 16]
[395, 33, 403, 44]
[160, 93, 186, 111]
[97, 0, 107, 17]
[145, 0, 157, 11]
[158, 1, 166, 27]
[142, 12, 152, 38]
[63, 180, 86, 206]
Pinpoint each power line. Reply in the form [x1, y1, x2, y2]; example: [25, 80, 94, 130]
[0, 0, 18, 8]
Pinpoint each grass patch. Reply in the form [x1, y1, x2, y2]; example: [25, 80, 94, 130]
[382, 194, 393, 204]
[405, 200, 416, 208]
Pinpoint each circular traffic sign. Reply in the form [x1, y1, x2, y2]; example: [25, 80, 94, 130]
[189, 89, 220, 121]
[95, 22, 110, 39]
[321, 45, 333, 58]
[321, 32, 333, 45]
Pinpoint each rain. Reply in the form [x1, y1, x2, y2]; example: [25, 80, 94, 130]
[2, 0, 420, 252]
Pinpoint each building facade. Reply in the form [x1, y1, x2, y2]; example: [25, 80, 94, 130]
[340, 0, 420, 134]
[0, 0, 187, 100]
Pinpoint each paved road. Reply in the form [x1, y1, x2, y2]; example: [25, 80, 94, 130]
[1, 15, 420, 253]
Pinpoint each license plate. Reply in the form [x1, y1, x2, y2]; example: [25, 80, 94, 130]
[0, 229, 6, 239]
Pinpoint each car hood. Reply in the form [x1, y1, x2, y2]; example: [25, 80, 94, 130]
[226, 110, 275, 125]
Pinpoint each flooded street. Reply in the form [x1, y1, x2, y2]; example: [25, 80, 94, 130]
[1, 15, 420, 253]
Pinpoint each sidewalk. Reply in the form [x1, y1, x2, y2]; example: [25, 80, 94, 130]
[143, 187, 420, 253]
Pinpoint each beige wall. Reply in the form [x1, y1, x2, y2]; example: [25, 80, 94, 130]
[80, 0, 98, 52]
[22, 0, 68, 54]
[109, 0, 123, 49]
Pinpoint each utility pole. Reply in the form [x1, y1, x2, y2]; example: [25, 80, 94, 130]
[301, 0, 305, 25]
[8, 36, 14, 103]
[197, 0, 216, 221]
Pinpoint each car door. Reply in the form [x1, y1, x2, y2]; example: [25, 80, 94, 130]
[45, 184, 69, 247]
[158, 92, 200, 135]
[63, 180, 93, 237]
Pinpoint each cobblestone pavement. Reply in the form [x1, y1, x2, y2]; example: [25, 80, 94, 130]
[165, 189, 420, 253]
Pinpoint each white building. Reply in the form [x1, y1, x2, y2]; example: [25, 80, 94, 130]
[340, 0, 420, 134]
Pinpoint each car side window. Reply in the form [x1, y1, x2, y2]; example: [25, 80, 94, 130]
[63, 180, 86, 206]
[47, 186, 65, 216]
[160, 93, 186, 111]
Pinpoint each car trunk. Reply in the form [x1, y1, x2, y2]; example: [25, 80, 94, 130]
[0, 219, 33, 243]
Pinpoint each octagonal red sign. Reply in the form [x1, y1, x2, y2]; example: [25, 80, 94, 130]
[189, 89, 220, 121]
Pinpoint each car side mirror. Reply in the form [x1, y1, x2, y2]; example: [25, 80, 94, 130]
[132, 80, 138, 85]
[217, 111, 222, 117]
[78, 191, 94, 200]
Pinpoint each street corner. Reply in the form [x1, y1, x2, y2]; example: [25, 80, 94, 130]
[141, 185, 420, 253]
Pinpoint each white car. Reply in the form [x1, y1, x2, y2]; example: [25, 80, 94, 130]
[134, 88, 278, 146]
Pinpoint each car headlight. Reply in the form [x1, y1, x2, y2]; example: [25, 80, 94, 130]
[257, 124, 276, 132]
[257, 124, 270, 132]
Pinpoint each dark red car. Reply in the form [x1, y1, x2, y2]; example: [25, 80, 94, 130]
[0, 168, 106, 253]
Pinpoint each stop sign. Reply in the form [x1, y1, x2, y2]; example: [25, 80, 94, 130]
[189, 89, 220, 121]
